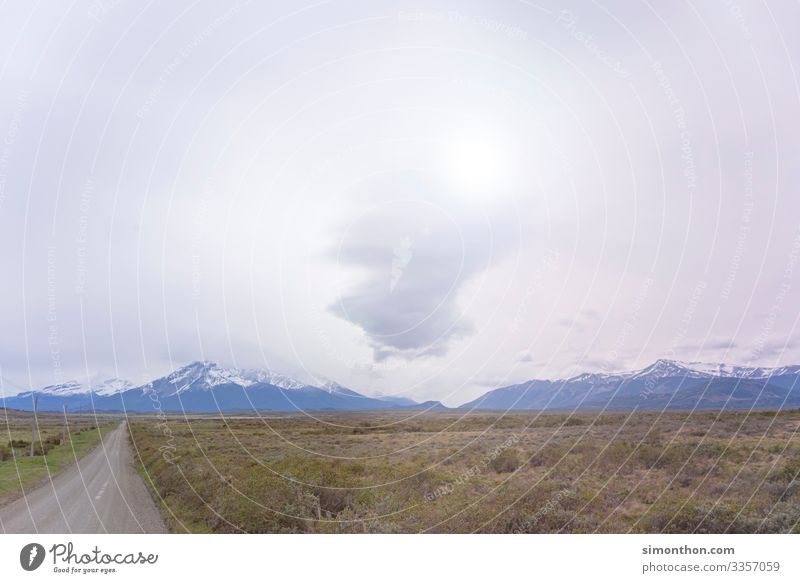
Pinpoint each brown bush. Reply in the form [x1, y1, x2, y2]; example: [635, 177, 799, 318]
[490, 449, 522, 473]
[315, 487, 354, 516]
[0, 443, 12, 461]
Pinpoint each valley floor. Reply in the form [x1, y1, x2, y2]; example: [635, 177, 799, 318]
[129, 410, 800, 533]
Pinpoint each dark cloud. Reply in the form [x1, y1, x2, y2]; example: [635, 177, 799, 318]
[328, 173, 512, 361]
[676, 337, 738, 352]
[515, 351, 534, 363]
[747, 334, 800, 361]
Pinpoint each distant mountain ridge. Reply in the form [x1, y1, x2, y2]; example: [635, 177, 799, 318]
[1, 361, 439, 413]
[462, 359, 800, 411]
[5, 358, 799, 413]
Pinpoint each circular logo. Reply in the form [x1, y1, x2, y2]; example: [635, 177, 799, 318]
[19, 543, 46, 571]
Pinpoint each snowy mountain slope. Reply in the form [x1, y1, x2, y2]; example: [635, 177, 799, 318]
[15, 377, 133, 398]
[2, 361, 424, 412]
[463, 359, 800, 411]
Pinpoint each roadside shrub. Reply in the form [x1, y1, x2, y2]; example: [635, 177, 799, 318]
[4, 436, 61, 456]
[0, 443, 12, 461]
[44, 435, 62, 447]
[31, 441, 55, 456]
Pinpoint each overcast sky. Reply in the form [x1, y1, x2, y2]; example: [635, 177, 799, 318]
[1, 0, 799, 405]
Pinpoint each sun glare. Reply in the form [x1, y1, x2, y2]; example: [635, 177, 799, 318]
[443, 132, 515, 200]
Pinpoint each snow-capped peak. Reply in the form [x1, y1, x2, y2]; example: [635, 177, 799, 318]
[38, 377, 132, 397]
[89, 378, 134, 395]
[238, 368, 308, 390]
[630, 359, 708, 380]
[156, 361, 316, 394]
[564, 371, 628, 384]
[164, 361, 252, 392]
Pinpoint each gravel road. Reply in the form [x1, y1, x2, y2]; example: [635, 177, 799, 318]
[0, 421, 167, 533]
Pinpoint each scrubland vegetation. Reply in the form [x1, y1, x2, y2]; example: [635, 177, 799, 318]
[128, 410, 800, 533]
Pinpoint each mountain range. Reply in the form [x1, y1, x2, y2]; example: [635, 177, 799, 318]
[1, 361, 440, 413]
[2, 359, 799, 413]
[461, 359, 800, 411]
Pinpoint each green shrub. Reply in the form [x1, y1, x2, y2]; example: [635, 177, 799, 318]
[780, 455, 800, 483]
